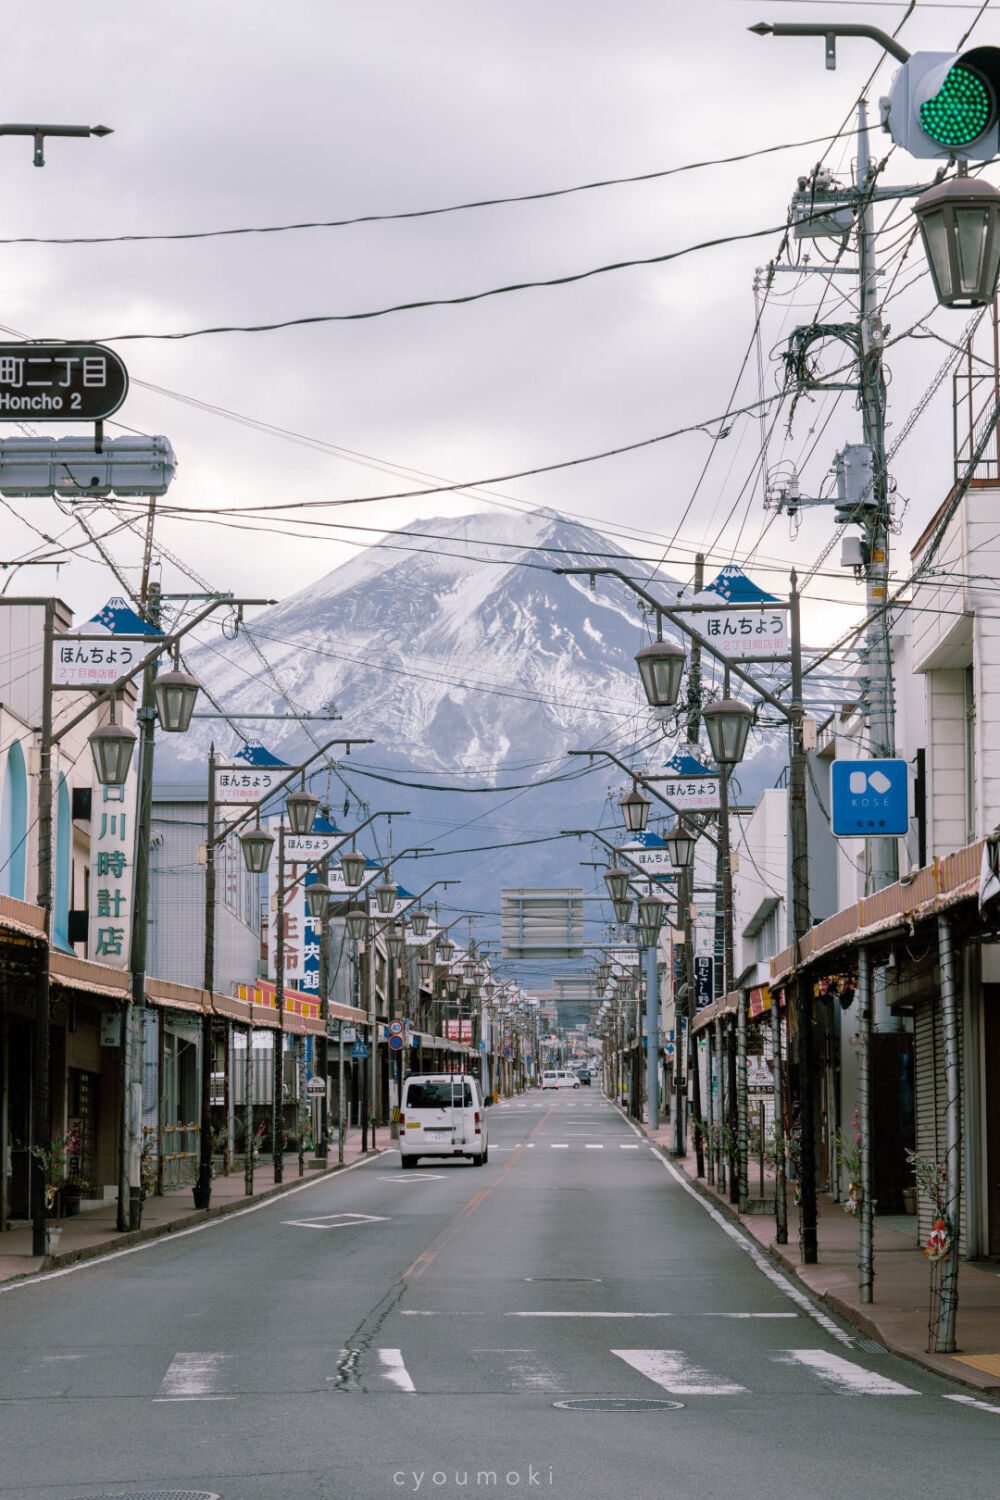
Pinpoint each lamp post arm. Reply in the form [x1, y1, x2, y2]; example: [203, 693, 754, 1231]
[49, 596, 274, 746]
[748, 20, 909, 65]
[566, 749, 720, 850]
[554, 566, 789, 718]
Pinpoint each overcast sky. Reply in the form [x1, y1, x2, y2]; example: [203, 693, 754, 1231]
[0, 0, 995, 650]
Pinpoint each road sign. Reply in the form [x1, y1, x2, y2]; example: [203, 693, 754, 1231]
[284, 832, 343, 860]
[214, 765, 288, 806]
[0, 343, 128, 421]
[831, 759, 909, 837]
[388, 1020, 403, 1036]
[306, 1076, 325, 1096]
[351, 1040, 369, 1059]
[389, 1034, 404, 1051]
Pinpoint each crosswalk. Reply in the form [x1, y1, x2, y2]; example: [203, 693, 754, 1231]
[5, 1343, 983, 1405]
[362, 1344, 923, 1398]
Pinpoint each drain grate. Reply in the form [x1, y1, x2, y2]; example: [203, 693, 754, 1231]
[553, 1397, 683, 1411]
[71, 1492, 220, 1500]
[853, 1338, 888, 1355]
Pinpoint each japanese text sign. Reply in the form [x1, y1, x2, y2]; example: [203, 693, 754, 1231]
[0, 343, 128, 421]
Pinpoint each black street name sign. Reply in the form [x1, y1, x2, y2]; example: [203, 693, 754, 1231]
[0, 343, 128, 420]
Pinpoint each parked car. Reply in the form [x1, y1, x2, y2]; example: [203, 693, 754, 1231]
[576, 1068, 591, 1086]
[398, 1073, 489, 1167]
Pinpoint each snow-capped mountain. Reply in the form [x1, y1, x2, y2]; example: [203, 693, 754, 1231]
[165, 508, 789, 966]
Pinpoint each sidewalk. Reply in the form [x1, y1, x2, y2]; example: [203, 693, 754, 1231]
[0, 1128, 382, 1287]
[636, 1111, 1000, 1394]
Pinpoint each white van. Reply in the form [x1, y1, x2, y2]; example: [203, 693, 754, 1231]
[399, 1073, 489, 1168]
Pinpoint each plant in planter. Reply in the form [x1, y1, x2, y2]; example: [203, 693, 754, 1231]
[833, 1111, 863, 1215]
[32, 1127, 79, 1217]
[905, 1148, 953, 1259]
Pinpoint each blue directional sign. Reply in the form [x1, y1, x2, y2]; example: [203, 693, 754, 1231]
[350, 1040, 369, 1060]
[830, 759, 909, 837]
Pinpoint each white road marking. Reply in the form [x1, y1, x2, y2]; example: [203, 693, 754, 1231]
[155, 1352, 233, 1402]
[642, 1133, 854, 1347]
[613, 1349, 747, 1396]
[551, 1144, 569, 1149]
[506, 1311, 796, 1319]
[378, 1349, 416, 1392]
[772, 1350, 917, 1395]
[944, 1394, 1000, 1413]
[379, 1173, 445, 1183]
[281, 1212, 389, 1230]
[620, 1144, 640, 1150]
[585, 1144, 604, 1150]
[0, 1148, 389, 1294]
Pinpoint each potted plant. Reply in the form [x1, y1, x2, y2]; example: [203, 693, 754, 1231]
[833, 1111, 863, 1215]
[31, 1127, 79, 1251]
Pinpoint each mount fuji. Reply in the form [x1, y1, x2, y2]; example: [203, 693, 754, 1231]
[165, 508, 789, 967]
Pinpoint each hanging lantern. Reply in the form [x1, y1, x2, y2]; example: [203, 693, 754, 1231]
[375, 879, 396, 914]
[410, 908, 429, 937]
[619, 784, 651, 834]
[285, 787, 319, 836]
[604, 866, 631, 903]
[340, 848, 367, 888]
[703, 698, 754, 766]
[612, 896, 633, 925]
[663, 820, 696, 869]
[635, 639, 686, 709]
[240, 823, 275, 874]
[88, 721, 136, 786]
[305, 882, 332, 923]
[344, 906, 368, 943]
[913, 175, 1000, 309]
[386, 925, 407, 961]
[152, 667, 200, 733]
[637, 894, 664, 947]
[437, 936, 456, 964]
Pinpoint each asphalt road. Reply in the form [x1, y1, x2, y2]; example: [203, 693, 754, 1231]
[2, 1091, 1000, 1500]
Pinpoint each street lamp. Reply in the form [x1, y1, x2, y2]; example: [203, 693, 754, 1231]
[637, 894, 664, 948]
[386, 924, 407, 962]
[375, 879, 397, 915]
[703, 698, 754, 765]
[285, 785, 320, 836]
[635, 639, 686, 709]
[305, 882, 332, 923]
[612, 896, 633, 925]
[340, 847, 368, 888]
[410, 908, 430, 937]
[344, 906, 367, 943]
[152, 664, 201, 733]
[88, 717, 137, 786]
[240, 819, 275, 874]
[619, 783, 651, 834]
[913, 174, 1000, 309]
[604, 865, 631, 903]
[663, 820, 697, 870]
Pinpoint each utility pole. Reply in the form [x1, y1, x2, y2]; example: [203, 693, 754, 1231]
[197, 744, 218, 1210]
[856, 98, 898, 892]
[686, 555, 705, 1177]
[31, 601, 56, 1256]
[273, 822, 286, 1182]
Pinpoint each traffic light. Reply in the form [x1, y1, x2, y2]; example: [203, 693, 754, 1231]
[881, 47, 1000, 159]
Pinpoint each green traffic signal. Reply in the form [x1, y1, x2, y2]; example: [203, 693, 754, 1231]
[920, 63, 993, 147]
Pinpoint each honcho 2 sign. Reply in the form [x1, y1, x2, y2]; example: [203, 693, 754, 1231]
[0, 343, 128, 420]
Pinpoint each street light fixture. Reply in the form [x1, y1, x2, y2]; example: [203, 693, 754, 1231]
[386, 925, 407, 962]
[305, 882, 332, 923]
[612, 896, 633, 925]
[152, 665, 201, 733]
[375, 879, 396, 915]
[410, 908, 430, 937]
[703, 698, 754, 765]
[619, 783, 651, 834]
[88, 716, 137, 787]
[240, 819, 275, 874]
[604, 865, 631, 903]
[285, 785, 320, 836]
[437, 936, 456, 964]
[340, 848, 367, 888]
[344, 906, 367, 943]
[663, 820, 697, 870]
[635, 640, 686, 709]
[637, 894, 664, 947]
[913, 174, 1000, 308]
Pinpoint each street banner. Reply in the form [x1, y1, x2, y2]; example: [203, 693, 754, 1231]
[679, 565, 788, 661]
[54, 596, 161, 687]
[694, 954, 714, 1009]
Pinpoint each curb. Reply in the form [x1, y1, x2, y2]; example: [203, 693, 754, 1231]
[12, 1150, 385, 1286]
[625, 1110, 1000, 1395]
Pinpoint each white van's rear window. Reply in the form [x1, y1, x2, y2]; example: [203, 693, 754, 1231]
[406, 1081, 473, 1109]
